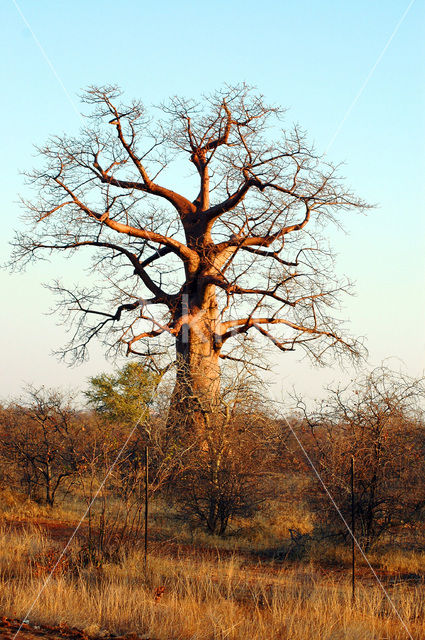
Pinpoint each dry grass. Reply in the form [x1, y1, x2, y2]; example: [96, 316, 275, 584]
[0, 487, 84, 523]
[1, 525, 424, 639]
[370, 549, 425, 576]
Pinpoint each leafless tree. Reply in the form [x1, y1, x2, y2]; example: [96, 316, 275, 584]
[294, 368, 425, 550]
[11, 84, 367, 430]
[0, 388, 81, 506]
[171, 378, 280, 535]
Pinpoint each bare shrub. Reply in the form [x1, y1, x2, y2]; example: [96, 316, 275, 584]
[171, 381, 280, 535]
[294, 367, 425, 550]
[0, 388, 82, 507]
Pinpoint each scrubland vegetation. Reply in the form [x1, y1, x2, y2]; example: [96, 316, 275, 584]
[1, 365, 424, 639]
[1, 522, 424, 640]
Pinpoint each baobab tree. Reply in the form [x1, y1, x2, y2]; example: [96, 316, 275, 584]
[11, 85, 366, 430]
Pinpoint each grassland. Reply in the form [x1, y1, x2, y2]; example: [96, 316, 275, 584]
[1, 508, 424, 640]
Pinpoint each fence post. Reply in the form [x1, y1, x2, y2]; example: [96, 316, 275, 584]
[144, 444, 149, 573]
[351, 455, 356, 604]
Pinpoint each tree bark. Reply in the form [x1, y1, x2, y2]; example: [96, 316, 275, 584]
[167, 284, 221, 435]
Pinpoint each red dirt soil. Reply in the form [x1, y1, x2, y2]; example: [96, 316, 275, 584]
[0, 616, 153, 640]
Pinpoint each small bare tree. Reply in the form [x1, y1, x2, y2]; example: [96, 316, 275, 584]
[11, 84, 367, 430]
[294, 368, 425, 550]
[171, 376, 280, 535]
[0, 388, 81, 506]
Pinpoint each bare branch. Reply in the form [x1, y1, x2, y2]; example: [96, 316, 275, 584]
[11, 84, 367, 402]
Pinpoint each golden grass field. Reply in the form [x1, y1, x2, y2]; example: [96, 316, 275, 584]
[1, 519, 425, 640]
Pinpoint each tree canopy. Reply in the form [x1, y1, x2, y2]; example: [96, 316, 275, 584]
[11, 84, 367, 429]
[85, 362, 158, 425]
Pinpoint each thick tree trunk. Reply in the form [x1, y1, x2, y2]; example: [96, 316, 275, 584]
[167, 285, 221, 436]
[168, 326, 220, 435]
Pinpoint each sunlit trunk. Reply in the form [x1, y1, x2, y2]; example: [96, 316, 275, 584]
[168, 326, 220, 435]
[167, 284, 221, 435]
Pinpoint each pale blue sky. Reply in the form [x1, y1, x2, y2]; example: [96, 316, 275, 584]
[1, 0, 424, 402]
